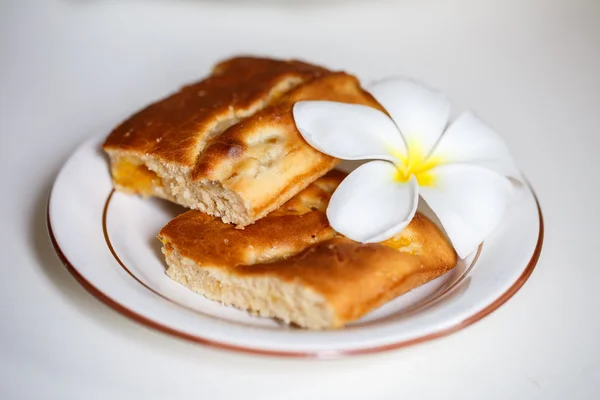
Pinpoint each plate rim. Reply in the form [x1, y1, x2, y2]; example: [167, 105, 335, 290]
[45, 145, 544, 359]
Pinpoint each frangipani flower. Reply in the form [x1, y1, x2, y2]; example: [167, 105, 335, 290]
[293, 78, 521, 259]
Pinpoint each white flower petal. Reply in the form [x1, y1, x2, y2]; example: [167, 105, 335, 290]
[432, 111, 521, 179]
[326, 160, 419, 243]
[367, 78, 451, 158]
[293, 101, 407, 162]
[419, 164, 513, 258]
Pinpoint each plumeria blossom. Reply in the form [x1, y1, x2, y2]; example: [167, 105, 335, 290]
[293, 78, 521, 259]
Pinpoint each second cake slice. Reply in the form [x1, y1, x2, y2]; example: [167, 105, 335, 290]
[158, 171, 458, 329]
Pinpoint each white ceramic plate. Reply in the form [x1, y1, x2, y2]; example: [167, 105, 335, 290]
[48, 134, 543, 358]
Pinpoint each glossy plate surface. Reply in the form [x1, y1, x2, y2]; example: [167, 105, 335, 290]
[48, 135, 543, 357]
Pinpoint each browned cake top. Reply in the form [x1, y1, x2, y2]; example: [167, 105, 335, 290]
[191, 73, 383, 181]
[103, 57, 330, 167]
[187, 73, 383, 218]
[159, 171, 346, 266]
[158, 170, 456, 287]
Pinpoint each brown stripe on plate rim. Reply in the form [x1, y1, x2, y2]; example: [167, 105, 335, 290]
[47, 186, 544, 358]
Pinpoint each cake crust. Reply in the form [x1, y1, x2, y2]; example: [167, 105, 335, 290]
[104, 57, 330, 167]
[103, 57, 382, 226]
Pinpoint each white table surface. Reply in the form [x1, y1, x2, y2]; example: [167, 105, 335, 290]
[1, 0, 599, 398]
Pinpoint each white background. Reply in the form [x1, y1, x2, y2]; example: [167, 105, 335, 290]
[1, 0, 599, 398]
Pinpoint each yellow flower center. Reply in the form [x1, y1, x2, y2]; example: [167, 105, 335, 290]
[391, 141, 444, 187]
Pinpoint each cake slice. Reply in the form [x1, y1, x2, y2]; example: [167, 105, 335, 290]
[158, 171, 458, 329]
[103, 57, 383, 226]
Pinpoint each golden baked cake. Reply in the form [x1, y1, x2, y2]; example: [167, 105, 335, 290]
[158, 171, 458, 329]
[103, 57, 383, 226]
